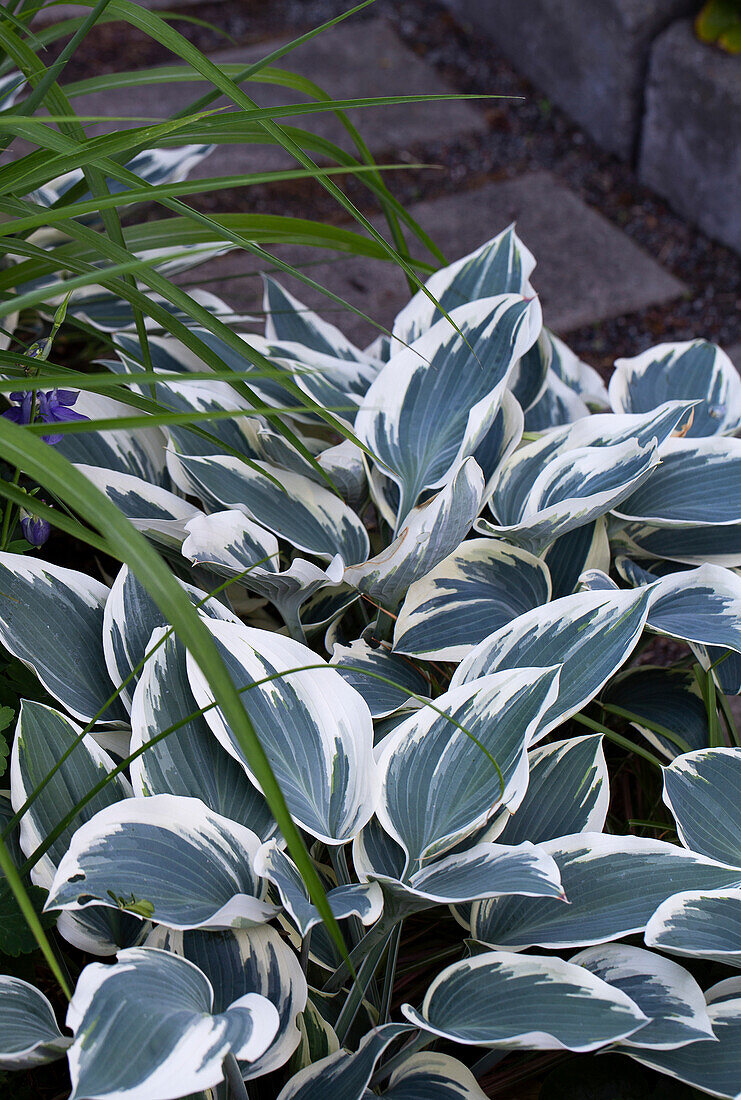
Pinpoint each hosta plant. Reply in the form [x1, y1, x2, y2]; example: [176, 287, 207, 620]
[3, 210, 741, 1100]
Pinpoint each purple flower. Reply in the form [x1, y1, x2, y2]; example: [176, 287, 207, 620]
[20, 509, 50, 547]
[3, 388, 88, 444]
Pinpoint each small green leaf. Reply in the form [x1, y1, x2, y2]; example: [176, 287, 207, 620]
[0, 882, 56, 958]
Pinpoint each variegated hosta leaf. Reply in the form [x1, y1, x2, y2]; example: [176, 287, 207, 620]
[278, 1023, 413, 1100]
[542, 517, 610, 598]
[10, 700, 143, 956]
[182, 509, 344, 639]
[330, 639, 430, 719]
[263, 275, 371, 363]
[75, 463, 201, 550]
[354, 836, 564, 911]
[31, 145, 214, 209]
[645, 567, 741, 678]
[524, 368, 590, 431]
[548, 330, 609, 407]
[496, 735, 609, 845]
[380, 1052, 488, 1099]
[472, 389, 524, 497]
[485, 401, 694, 549]
[625, 985, 741, 1099]
[356, 294, 541, 523]
[318, 440, 368, 511]
[343, 457, 484, 610]
[263, 341, 380, 423]
[0, 71, 24, 110]
[613, 436, 741, 552]
[255, 840, 383, 936]
[470, 834, 741, 950]
[67, 286, 242, 335]
[177, 454, 370, 564]
[130, 629, 275, 840]
[451, 587, 653, 737]
[374, 667, 560, 871]
[609, 340, 741, 436]
[0, 552, 127, 724]
[508, 329, 550, 412]
[402, 951, 648, 1052]
[57, 390, 168, 485]
[480, 435, 661, 550]
[645, 887, 741, 966]
[103, 564, 237, 711]
[0, 976, 70, 1070]
[662, 747, 741, 866]
[146, 925, 307, 1079]
[187, 620, 379, 844]
[46, 794, 278, 930]
[393, 537, 551, 661]
[66, 947, 279, 1100]
[601, 667, 709, 759]
[571, 944, 715, 1049]
[392, 225, 536, 347]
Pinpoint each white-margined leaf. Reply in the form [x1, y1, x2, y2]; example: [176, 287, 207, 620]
[318, 441, 368, 511]
[146, 924, 307, 1079]
[496, 735, 609, 845]
[255, 840, 383, 936]
[392, 225, 536, 347]
[616, 520, 741, 569]
[571, 944, 715, 1049]
[451, 587, 653, 736]
[402, 950, 648, 1052]
[66, 947, 278, 1100]
[479, 436, 661, 550]
[75, 463, 201, 550]
[177, 454, 369, 564]
[0, 552, 126, 724]
[10, 700, 143, 956]
[278, 1023, 413, 1100]
[330, 639, 430, 719]
[68, 285, 242, 335]
[470, 834, 741, 950]
[263, 275, 371, 363]
[508, 329, 551, 412]
[46, 794, 278, 930]
[354, 836, 564, 911]
[549, 331, 609, 407]
[343, 457, 484, 610]
[187, 620, 379, 844]
[380, 1052, 488, 1099]
[182, 509, 344, 639]
[484, 402, 694, 550]
[609, 340, 741, 436]
[130, 630, 275, 841]
[645, 887, 741, 966]
[57, 390, 168, 485]
[625, 986, 741, 1099]
[524, 368, 591, 431]
[356, 295, 541, 522]
[645, 567, 741, 677]
[472, 389, 524, 498]
[663, 747, 741, 866]
[374, 667, 560, 871]
[103, 564, 237, 711]
[393, 538, 551, 661]
[0, 977, 70, 1070]
[0, 71, 25, 110]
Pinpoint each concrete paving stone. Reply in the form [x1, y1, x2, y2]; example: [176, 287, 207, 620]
[34, 0, 202, 22]
[445, 0, 694, 160]
[175, 171, 687, 347]
[62, 19, 487, 174]
[640, 20, 741, 255]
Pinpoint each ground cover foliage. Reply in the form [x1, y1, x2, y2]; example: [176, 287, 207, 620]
[1, 3, 741, 1099]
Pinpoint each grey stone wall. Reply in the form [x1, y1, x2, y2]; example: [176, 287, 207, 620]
[446, 0, 694, 159]
[640, 20, 741, 253]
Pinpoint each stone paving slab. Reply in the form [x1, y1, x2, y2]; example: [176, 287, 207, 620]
[177, 171, 687, 346]
[34, 0, 202, 22]
[63, 19, 487, 174]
